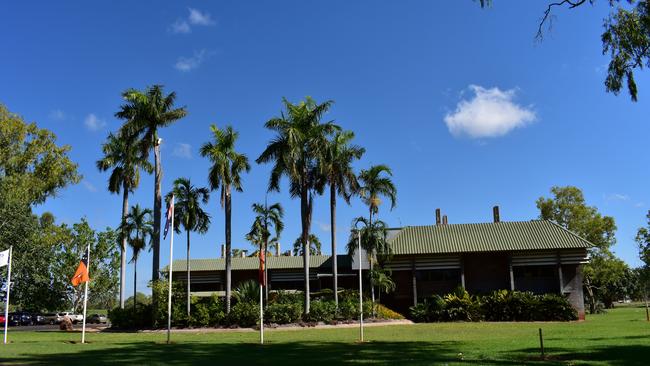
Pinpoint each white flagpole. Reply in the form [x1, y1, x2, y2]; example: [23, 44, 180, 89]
[81, 244, 90, 344]
[3, 246, 12, 345]
[166, 195, 175, 345]
[260, 283, 264, 344]
[358, 230, 363, 342]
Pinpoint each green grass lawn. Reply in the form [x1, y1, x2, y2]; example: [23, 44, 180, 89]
[1, 306, 649, 365]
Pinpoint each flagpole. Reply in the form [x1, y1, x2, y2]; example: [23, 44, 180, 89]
[260, 283, 264, 344]
[81, 244, 90, 344]
[3, 246, 12, 345]
[167, 195, 175, 345]
[357, 229, 363, 343]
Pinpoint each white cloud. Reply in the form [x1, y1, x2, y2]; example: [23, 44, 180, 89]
[172, 143, 192, 159]
[82, 180, 97, 193]
[49, 109, 66, 121]
[174, 49, 208, 72]
[84, 113, 106, 131]
[444, 85, 536, 138]
[170, 19, 191, 34]
[188, 8, 215, 26]
[605, 193, 630, 202]
[316, 221, 331, 233]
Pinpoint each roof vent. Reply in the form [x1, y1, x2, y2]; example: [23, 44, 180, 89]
[442, 215, 448, 225]
[435, 208, 441, 225]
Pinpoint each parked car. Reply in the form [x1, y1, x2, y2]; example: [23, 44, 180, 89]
[41, 313, 59, 325]
[57, 312, 83, 324]
[88, 314, 108, 324]
[32, 313, 48, 325]
[0, 314, 5, 325]
[8, 312, 33, 326]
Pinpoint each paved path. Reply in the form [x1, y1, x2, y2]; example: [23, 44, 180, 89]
[6, 323, 108, 332]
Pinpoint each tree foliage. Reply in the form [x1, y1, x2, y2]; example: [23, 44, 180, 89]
[0, 104, 80, 206]
[537, 186, 616, 252]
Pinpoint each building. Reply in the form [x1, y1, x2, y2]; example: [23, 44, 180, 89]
[166, 207, 591, 319]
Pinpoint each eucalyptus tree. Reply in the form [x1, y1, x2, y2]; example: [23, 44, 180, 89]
[116, 85, 187, 283]
[119, 204, 153, 312]
[257, 97, 340, 314]
[165, 177, 211, 317]
[97, 133, 153, 308]
[200, 124, 250, 313]
[246, 201, 284, 302]
[321, 130, 364, 306]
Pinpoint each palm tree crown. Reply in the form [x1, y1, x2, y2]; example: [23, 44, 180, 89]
[321, 131, 365, 202]
[121, 205, 153, 262]
[96, 133, 153, 195]
[200, 125, 251, 205]
[358, 164, 397, 222]
[165, 177, 211, 235]
[116, 85, 188, 153]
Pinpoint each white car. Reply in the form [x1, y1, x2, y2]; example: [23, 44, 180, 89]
[57, 312, 84, 324]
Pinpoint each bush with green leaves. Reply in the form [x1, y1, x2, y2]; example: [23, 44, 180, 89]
[410, 289, 578, 323]
[304, 300, 337, 323]
[265, 302, 302, 324]
[228, 301, 259, 327]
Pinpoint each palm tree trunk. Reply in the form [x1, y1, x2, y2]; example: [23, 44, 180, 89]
[133, 258, 137, 313]
[330, 183, 338, 307]
[120, 186, 129, 309]
[301, 186, 311, 314]
[186, 229, 191, 318]
[152, 140, 162, 282]
[225, 186, 232, 313]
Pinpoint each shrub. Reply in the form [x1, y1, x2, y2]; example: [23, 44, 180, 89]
[304, 300, 337, 323]
[265, 302, 302, 324]
[189, 296, 211, 327]
[375, 304, 404, 320]
[537, 294, 578, 321]
[409, 289, 578, 323]
[228, 301, 259, 327]
[108, 304, 153, 329]
[443, 288, 482, 321]
[234, 280, 260, 304]
[207, 294, 226, 326]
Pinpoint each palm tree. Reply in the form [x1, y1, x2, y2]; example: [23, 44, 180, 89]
[200, 124, 250, 314]
[246, 202, 284, 302]
[232, 248, 247, 258]
[97, 133, 152, 309]
[165, 177, 211, 317]
[293, 234, 322, 256]
[119, 204, 153, 312]
[321, 131, 365, 307]
[347, 216, 391, 314]
[257, 97, 340, 314]
[371, 267, 396, 305]
[358, 164, 397, 227]
[116, 85, 187, 285]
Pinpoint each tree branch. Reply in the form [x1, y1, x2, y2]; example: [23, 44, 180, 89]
[536, 0, 589, 41]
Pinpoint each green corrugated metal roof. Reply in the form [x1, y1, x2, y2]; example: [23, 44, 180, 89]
[387, 220, 592, 255]
[164, 254, 351, 272]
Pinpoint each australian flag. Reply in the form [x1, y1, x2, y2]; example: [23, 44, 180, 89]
[164, 197, 174, 240]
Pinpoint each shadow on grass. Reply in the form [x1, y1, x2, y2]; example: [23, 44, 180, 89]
[0, 340, 529, 366]
[510, 344, 650, 366]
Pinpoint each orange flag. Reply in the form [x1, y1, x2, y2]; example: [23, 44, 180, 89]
[71, 255, 89, 287]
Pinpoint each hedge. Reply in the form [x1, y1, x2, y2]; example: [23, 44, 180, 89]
[409, 289, 578, 322]
[109, 280, 401, 329]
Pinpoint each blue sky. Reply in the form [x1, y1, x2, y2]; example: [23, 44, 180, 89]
[2, 1, 650, 296]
